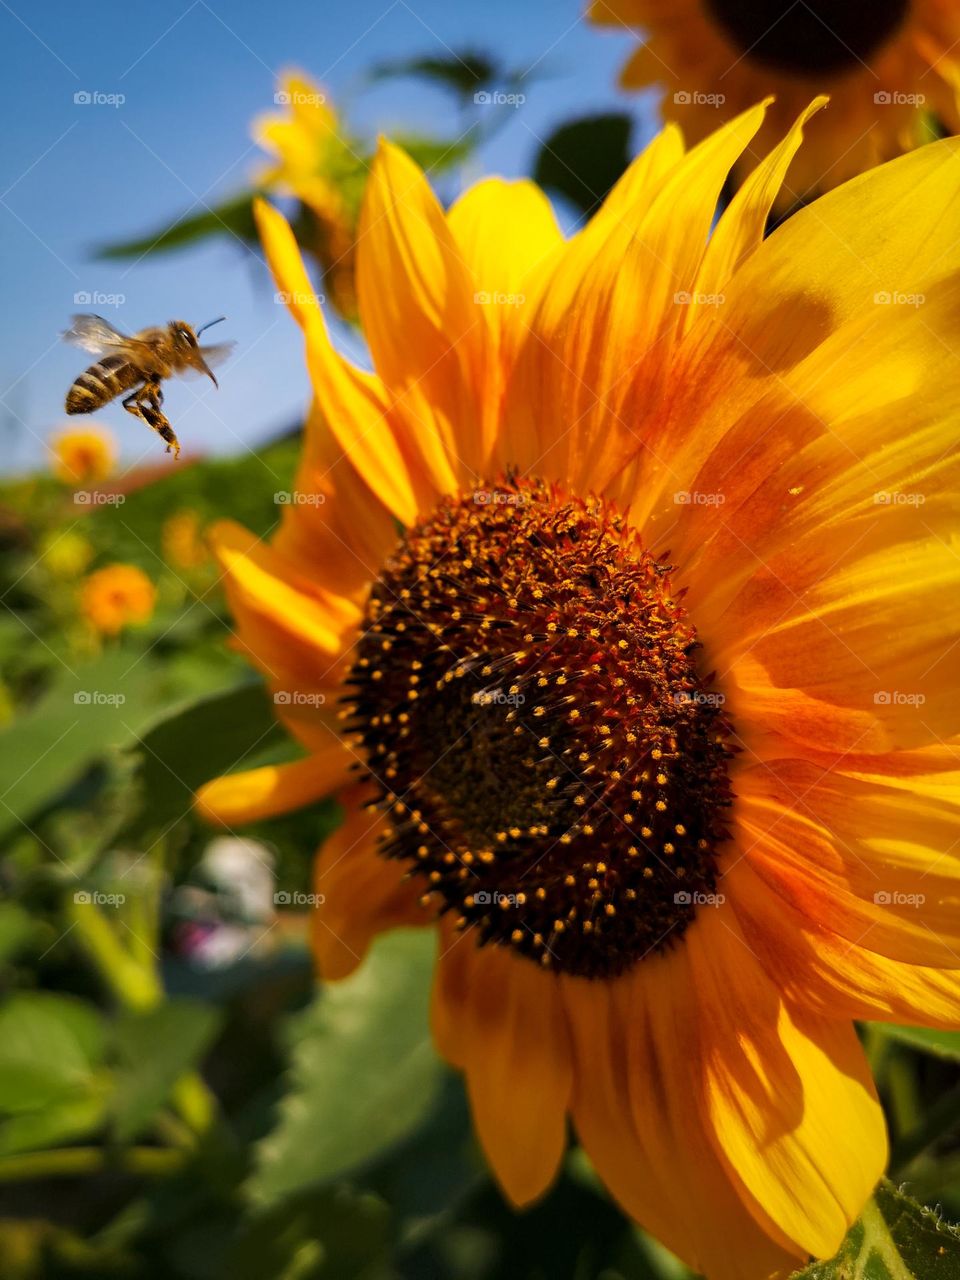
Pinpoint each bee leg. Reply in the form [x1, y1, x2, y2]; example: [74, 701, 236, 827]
[123, 383, 180, 460]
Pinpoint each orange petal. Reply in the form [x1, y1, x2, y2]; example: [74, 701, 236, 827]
[563, 964, 802, 1280]
[195, 745, 353, 826]
[310, 786, 425, 979]
[728, 855, 960, 1028]
[433, 928, 571, 1206]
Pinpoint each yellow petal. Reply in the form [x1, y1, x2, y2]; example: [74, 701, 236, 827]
[510, 104, 767, 489]
[689, 98, 827, 322]
[253, 198, 423, 524]
[688, 909, 886, 1260]
[563, 967, 802, 1280]
[447, 179, 563, 471]
[210, 518, 345, 659]
[195, 747, 352, 826]
[357, 140, 484, 487]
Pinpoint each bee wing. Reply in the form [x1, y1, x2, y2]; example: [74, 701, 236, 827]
[62, 313, 131, 354]
[178, 341, 236, 378]
[199, 341, 235, 368]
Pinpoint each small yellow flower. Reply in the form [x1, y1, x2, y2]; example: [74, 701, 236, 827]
[81, 564, 156, 636]
[253, 71, 363, 320]
[162, 510, 208, 570]
[589, 0, 960, 208]
[41, 530, 95, 579]
[49, 425, 116, 486]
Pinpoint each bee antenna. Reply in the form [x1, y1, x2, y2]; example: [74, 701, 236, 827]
[196, 315, 226, 336]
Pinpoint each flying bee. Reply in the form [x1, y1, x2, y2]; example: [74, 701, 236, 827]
[62, 314, 233, 459]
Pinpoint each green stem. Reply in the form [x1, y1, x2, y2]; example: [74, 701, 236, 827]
[890, 1078, 960, 1174]
[858, 1198, 914, 1280]
[67, 896, 219, 1139]
[67, 898, 162, 1012]
[0, 1146, 184, 1181]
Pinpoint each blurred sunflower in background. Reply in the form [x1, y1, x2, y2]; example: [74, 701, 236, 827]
[589, 0, 960, 208]
[197, 99, 960, 1279]
[162, 509, 209, 572]
[49, 424, 116, 486]
[81, 563, 156, 636]
[254, 71, 366, 321]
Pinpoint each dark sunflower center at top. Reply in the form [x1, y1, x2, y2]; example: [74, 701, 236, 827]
[704, 0, 909, 76]
[344, 478, 733, 979]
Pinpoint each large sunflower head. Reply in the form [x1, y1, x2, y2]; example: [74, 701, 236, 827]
[589, 0, 960, 207]
[197, 102, 960, 1278]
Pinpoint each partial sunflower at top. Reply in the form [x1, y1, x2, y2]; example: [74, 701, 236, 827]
[254, 72, 366, 322]
[589, 0, 960, 208]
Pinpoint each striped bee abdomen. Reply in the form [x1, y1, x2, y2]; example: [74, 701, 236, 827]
[65, 355, 141, 414]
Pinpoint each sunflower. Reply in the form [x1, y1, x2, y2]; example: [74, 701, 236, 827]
[81, 564, 156, 636]
[254, 71, 364, 320]
[49, 425, 116, 486]
[196, 101, 960, 1278]
[589, 0, 960, 208]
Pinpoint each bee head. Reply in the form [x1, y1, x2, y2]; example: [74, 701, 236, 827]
[169, 320, 219, 388]
[170, 321, 199, 351]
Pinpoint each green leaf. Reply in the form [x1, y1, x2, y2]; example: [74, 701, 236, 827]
[227, 1187, 394, 1280]
[0, 901, 35, 966]
[533, 114, 634, 216]
[0, 651, 166, 837]
[394, 135, 474, 176]
[247, 928, 442, 1206]
[0, 1094, 108, 1157]
[125, 679, 289, 837]
[96, 191, 260, 260]
[874, 1023, 960, 1062]
[111, 999, 223, 1142]
[368, 51, 496, 97]
[0, 992, 105, 1113]
[792, 1181, 960, 1278]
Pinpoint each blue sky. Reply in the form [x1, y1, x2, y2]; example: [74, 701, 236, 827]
[0, 0, 658, 476]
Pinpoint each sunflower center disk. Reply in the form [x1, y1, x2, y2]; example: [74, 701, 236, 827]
[705, 0, 908, 76]
[345, 479, 733, 979]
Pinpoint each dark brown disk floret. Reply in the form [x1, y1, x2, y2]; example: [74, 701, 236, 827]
[343, 477, 733, 979]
